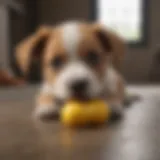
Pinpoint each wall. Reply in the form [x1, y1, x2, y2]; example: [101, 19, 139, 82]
[37, 0, 90, 25]
[0, 1, 34, 75]
[37, 0, 160, 83]
[123, 0, 160, 83]
[0, 6, 9, 69]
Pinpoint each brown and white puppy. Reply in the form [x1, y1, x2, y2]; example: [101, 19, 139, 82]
[16, 21, 126, 119]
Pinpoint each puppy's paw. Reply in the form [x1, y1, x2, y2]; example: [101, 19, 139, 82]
[109, 102, 124, 120]
[34, 104, 59, 120]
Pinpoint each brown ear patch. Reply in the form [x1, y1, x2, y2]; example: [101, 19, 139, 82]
[95, 30, 112, 52]
[32, 35, 49, 59]
[27, 33, 51, 82]
[15, 26, 52, 82]
[92, 24, 126, 71]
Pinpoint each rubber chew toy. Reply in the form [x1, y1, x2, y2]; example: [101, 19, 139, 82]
[60, 100, 110, 127]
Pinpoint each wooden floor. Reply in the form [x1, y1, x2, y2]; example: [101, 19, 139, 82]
[0, 85, 160, 160]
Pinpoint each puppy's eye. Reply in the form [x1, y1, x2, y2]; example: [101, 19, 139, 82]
[85, 51, 100, 66]
[51, 56, 64, 70]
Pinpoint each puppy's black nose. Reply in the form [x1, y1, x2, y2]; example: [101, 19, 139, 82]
[70, 79, 89, 93]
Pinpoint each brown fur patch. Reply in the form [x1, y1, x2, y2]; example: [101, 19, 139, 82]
[91, 24, 127, 71]
[15, 26, 52, 75]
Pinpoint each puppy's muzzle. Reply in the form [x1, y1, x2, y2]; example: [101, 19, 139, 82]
[69, 78, 89, 100]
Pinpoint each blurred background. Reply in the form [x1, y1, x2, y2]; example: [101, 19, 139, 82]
[0, 0, 159, 84]
[1, 1, 160, 160]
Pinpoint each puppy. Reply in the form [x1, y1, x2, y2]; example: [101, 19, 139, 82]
[15, 21, 126, 119]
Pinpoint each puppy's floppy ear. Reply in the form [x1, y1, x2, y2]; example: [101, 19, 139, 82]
[92, 24, 127, 71]
[15, 26, 52, 75]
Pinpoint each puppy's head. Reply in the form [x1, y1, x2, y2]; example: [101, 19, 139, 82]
[16, 22, 126, 100]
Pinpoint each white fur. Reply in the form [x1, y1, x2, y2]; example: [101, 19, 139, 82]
[105, 67, 119, 94]
[41, 83, 53, 95]
[53, 62, 102, 100]
[41, 65, 119, 101]
[104, 67, 124, 115]
[61, 22, 81, 59]
[34, 104, 58, 118]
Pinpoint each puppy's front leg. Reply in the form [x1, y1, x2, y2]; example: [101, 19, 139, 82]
[107, 96, 124, 118]
[34, 92, 59, 120]
[106, 71, 125, 117]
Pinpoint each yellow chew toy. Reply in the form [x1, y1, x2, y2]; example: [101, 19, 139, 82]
[60, 100, 110, 127]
